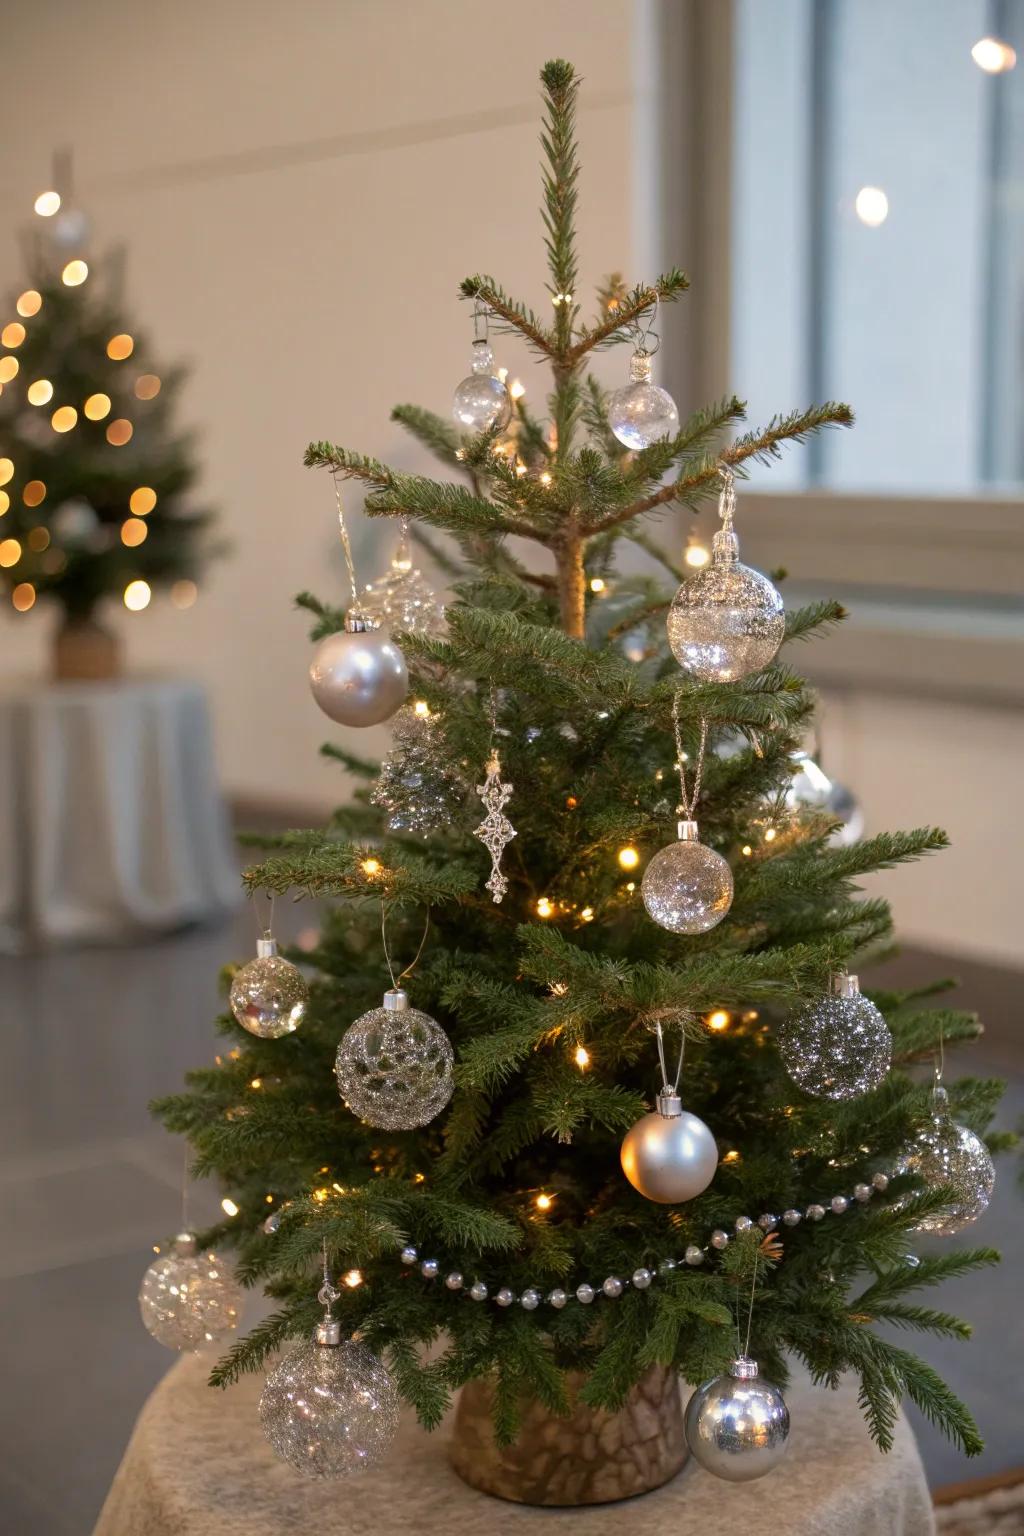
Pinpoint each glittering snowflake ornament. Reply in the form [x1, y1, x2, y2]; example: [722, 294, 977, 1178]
[474, 750, 516, 903]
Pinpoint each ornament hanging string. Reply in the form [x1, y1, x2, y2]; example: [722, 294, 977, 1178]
[331, 473, 361, 610]
[380, 899, 431, 990]
[473, 298, 491, 344]
[671, 692, 708, 820]
[717, 463, 737, 531]
[251, 888, 275, 943]
[631, 290, 661, 356]
[653, 1018, 686, 1096]
[737, 1249, 760, 1360]
[180, 1139, 191, 1234]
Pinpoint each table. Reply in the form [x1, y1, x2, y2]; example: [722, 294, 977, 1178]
[94, 1352, 935, 1536]
[0, 677, 239, 949]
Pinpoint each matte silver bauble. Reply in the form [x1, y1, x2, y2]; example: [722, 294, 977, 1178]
[452, 340, 512, 433]
[641, 821, 733, 934]
[309, 615, 408, 728]
[139, 1234, 243, 1351]
[777, 974, 891, 1100]
[902, 1085, 995, 1236]
[621, 1089, 718, 1203]
[608, 350, 680, 450]
[684, 1356, 790, 1482]
[335, 987, 454, 1130]
[260, 1334, 399, 1477]
[229, 937, 308, 1038]
[668, 522, 784, 682]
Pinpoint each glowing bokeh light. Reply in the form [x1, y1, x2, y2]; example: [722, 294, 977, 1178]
[106, 418, 133, 446]
[0, 460, 14, 487]
[124, 579, 152, 611]
[0, 538, 23, 567]
[84, 392, 112, 420]
[129, 486, 157, 515]
[972, 36, 1016, 72]
[61, 260, 89, 287]
[12, 582, 36, 611]
[120, 517, 148, 547]
[134, 374, 161, 400]
[22, 480, 46, 508]
[854, 186, 889, 227]
[16, 291, 42, 318]
[0, 357, 20, 383]
[106, 333, 134, 360]
[171, 579, 198, 609]
[1, 323, 25, 349]
[51, 405, 78, 432]
[34, 191, 61, 217]
[27, 526, 50, 552]
[27, 379, 53, 406]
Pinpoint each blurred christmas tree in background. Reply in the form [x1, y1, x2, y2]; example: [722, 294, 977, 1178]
[0, 167, 215, 676]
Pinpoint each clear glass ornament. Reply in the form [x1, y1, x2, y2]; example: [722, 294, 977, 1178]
[608, 350, 679, 450]
[260, 1334, 399, 1477]
[361, 524, 446, 637]
[371, 705, 463, 836]
[641, 821, 733, 934]
[620, 1088, 718, 1203]
[452, 340, 511, 433]
[229, 937, 308, 1038]
[777, 975, 891, 1101]
[684, 1357, 790, 1482]
[309, 614, 408, 728]
[335, 987, 454, 1130]
[138, 1233, 243, 1351]
[667, 476, 784, 682]
[902, 1085, 995, 1236]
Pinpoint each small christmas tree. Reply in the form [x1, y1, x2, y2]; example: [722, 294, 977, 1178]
[0, 184, 214, 673]
[155, 63, 1006, 1481]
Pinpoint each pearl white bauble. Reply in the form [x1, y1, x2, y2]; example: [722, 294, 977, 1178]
[309, 622, 408, 727]
[620, 1096, 718, 1203]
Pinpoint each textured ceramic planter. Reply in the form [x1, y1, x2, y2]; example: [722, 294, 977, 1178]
[53, 617, 122, 681]
[449, 1365, 688, 1506]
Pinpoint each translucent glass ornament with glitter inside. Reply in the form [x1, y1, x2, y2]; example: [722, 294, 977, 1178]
[642, 819, 734, 934]
[668, 469, 784, 682]
[902, 1083, 995, 1236]
[452, 338, 511, 433]
[777, 974, 891, 1101]
[229, 936, 308, 1038]
[608, 348, 680, 450]
[371, 705, 463, 836]
[138, 1233, 243, 1351]
[335, 987, 454, 1130]
[361, 521, 445, 637]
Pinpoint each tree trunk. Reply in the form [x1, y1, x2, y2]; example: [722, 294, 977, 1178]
[554, 529, 586, 639]
[448, 1366, 688, 1506]
[53, 615, 123, 681]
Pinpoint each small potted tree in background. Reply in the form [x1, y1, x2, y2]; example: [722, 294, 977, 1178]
[0, 179, 214, 679]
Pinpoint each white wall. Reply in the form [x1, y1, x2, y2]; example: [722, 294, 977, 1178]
[0, 0, 637, 810]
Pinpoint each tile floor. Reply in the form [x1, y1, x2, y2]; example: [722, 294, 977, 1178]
[1, 907, 1020, 1534]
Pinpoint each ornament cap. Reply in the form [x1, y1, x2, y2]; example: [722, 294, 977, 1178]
[173, 1231, 198, 1257]
[712, 525, 740, 565]
[834, 972, 860, 998]
[656, 1087, 683, 1118]
[470, 337, 496, 374]
[676, 818, 699, 843]
[730, 1355, 759, 1380]
[382, 987, 409, 1013]
[932, 1082, 950, 1115]
[629, 349, 653, 383]
[256, 934, 278, 960]
[315, 1318, 342, 1347]
[344, 610, 381, 634]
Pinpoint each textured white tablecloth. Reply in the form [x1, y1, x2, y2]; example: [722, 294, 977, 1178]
[94, 1352, 935, 1536]
[0, 677, 239, 948]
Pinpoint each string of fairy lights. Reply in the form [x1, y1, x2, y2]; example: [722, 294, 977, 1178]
[0, 186, 198, 616]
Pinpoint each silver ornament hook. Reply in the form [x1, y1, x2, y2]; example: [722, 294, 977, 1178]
[671, 696, 708, 823]
[654, 1018, 687, 1100]
[631, 289, 662, 357]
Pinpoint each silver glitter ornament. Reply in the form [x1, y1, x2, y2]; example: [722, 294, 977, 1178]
[309, 613, 408, 728]
[902, 1084, 995, 1236]
[608, 348, 680, 450]
[684, 1356, 790, 1482]
[335, 987, 454, 1130]
[138, 1233, 243, 1351]
[667, 470, 784, 682]
[260, 1331, 399, 1478]
[229, 936, 308, 1038]
[371, 706, 463, 837]
[621, 1087, 718, 1203]
[452, 339, 511, 434]
[777, 974, 891, 1101]
[642, 820, 733, 934]
[361, 524, 445, 638]
[474, 750, 516, 903]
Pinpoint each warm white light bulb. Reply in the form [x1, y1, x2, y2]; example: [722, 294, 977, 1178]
[972, 36, 1016, 72]
[854, 187, 889, 227]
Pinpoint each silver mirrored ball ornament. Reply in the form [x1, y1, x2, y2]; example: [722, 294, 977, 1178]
[777, 974, 891, 1100]
[309, 615, 408, 728]
[229, 937, 308, 1038]
[684, 1356, 790, 1482]
[139, 1234, 243, 1351]
[902, 1085, 995, 1236]
[335, 987, 454, 1130]
[642, 821, 733, 934]
[608, 350, 680, 450]
[621, 1089, 718, 1203]
[260, 1335, 399, 1477]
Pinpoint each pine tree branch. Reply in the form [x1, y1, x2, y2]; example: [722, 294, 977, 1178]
[566, 272, 690, 364]
[459, 275, 555, 359]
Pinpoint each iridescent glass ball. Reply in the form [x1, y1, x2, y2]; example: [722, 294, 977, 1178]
[260, 1337, 399, 1477]
[336, 988, 454, 1130]
[902, 1087, 995, 1236]
[230, 941, 308, 1038]
[685, 1357, 790, 1482]
[608, 351, 679, 450]
[139, 1236, 243, 1351]
[641, 828, 733, 934]
[668, 555, 784, 682]
[777, 977, 891, 1100]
